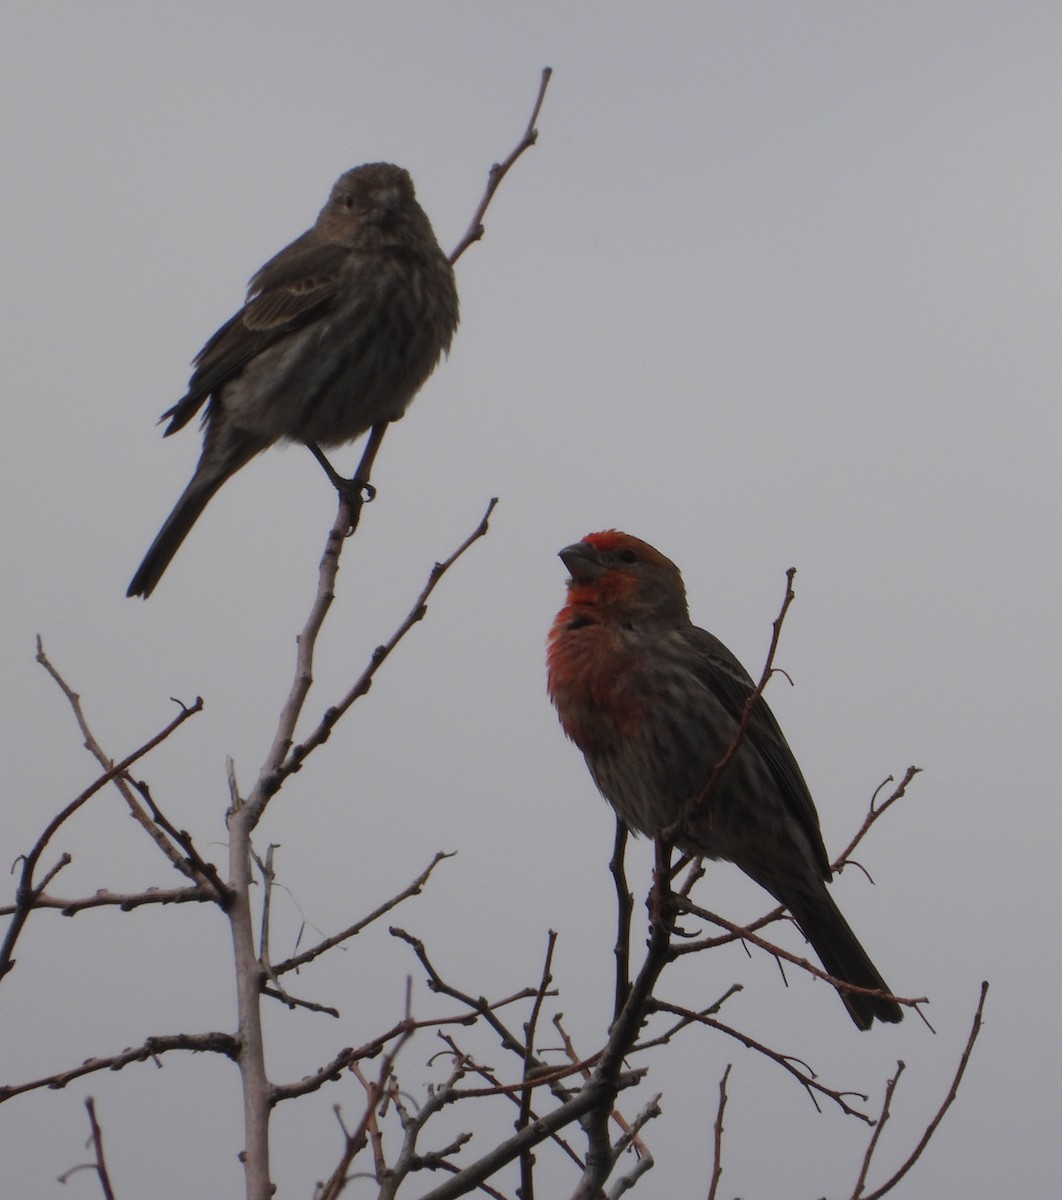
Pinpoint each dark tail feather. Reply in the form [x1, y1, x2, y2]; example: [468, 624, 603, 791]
[127, 469, 230, 598]
[788, 888, 904, 1030]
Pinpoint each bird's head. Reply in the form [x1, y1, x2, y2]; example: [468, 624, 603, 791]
[318, 162, 421, 241]
[558, 531, 689, 627]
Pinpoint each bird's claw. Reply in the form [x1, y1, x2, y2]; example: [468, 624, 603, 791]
[336, 478, 376, 537]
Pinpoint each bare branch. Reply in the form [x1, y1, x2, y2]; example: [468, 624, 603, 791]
[84, 1098, 117, 1200]
[644, 999, 871, 1121]
[226, 797, 272, 1195]
[413, 1069, 645, 1200]
[833, 766, 923, 874]
[438, 1029, 585, 1169]
[34, 642, 207, 879]
[604, 1094, 660, 1198]
[450, 67, 553, 264]
[707, 1065, 731, 1200]
[316, 1002, 416, 1200]
[671, 902, 925, 1016]
[0, 1032, 239, 1103]
[549, 1014, 648, 1160]
[518, 930, 559, 1200]
[391, 923, 547, 1067]
[250, 498, 498, 823]
[271, 985, 545, 1108]
[661, 765, 922, 965]
[857, 981, 989, 1200]
[274, 852, 454, 976]
[2, 655, 207, 983]
[379, 1055, 475, 1200]
[666, 568, 797, 841]
[609, 821, 633, 1022]
[850, 1062, 905, 1199]
[570, 844, 674, 1199]
[128, 777, 230, 903]
[0, 885, 209, 917]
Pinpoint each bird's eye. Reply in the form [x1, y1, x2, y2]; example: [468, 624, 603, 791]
[618, 550, 638, 564]
[343, 195, 354, 208]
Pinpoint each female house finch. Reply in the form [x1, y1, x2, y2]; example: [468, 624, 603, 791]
[127, 162, 458, 597]
[547, 530, 902, 1029]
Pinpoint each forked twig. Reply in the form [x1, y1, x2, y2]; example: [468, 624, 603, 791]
[855, 981, 989, 1200]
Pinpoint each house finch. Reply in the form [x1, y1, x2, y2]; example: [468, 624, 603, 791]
[547, 530, 902, 1029]
[127, 162, 459, 597]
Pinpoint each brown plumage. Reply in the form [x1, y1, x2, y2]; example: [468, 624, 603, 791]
[128, 162, 458, 597]
[547, 530, 903, 1029]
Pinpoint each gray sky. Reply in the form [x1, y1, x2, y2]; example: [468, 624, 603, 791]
[3, 3, 1060, 1196]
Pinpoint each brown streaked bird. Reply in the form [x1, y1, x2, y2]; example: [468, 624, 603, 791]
[127, 162, 458, 597]
[547, 530, 903, 1029]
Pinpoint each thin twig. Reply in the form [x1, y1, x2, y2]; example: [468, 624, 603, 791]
[129, 778, 230, 903]
[707, 1065, 731, 1200]
[850, 1062, 905, 1199]
[380, 1041, 473, 1200]
[84, 1098, 117, 1200]
[857, 981, 989, 1200]
[413, 1068, 645, 1200]
[644, 1000, 871, 1121]
[610, 821, 633, 1022]
[549, 1014, 649, 1156]
[273, 852, 453, 976]
[666, 568, 796, 841]
[833, 767, 922, 875]
[2, 657, 206, 982]
[34, 640, 208, 880]
[0, 885, 208, 917]
[570, 848, 674, 1200]
[270, 987, 543, 1107]
[519, 931, 559, 1200]
[450, 67, 553, 264]
[251, 498, 498, 822]
[672, 902, 925, 1015]
[0, 1032, 239, 1103]
[604, 1094, 661, 1198]
[316, 991, 416, 1200]
[438, 1029, 584, 1170]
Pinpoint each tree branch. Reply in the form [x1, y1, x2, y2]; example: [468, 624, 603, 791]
[249, 498, 498, 823]
[273, 852, 453, 977]
[856, 981, 989, 1200]
[450, 67, 553, 265]
[0, 1032, 239, 1103]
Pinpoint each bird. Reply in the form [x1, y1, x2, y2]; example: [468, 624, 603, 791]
[127, 162, 459, 597]
[546, 530, 903, 1029]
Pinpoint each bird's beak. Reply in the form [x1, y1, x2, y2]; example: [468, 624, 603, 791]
[559, 541, 604, 581]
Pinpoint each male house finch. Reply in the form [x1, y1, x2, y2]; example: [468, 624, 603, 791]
[547, 530, 902, 1029]
[127, 162, 458, 597]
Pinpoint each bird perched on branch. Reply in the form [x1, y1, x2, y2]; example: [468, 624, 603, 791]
[547, 530, 903, 1029]
[127, 162, 459, 597]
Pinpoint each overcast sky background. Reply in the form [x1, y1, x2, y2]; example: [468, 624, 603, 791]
[3, 4, 1061, 1197]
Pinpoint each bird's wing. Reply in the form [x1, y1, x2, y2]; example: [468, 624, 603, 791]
[160, 233, 350, 435]
[683, 626, 832, 877]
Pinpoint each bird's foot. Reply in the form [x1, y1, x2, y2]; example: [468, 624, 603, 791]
[308, 443, 378, 534]
[338, 477, 376, 536]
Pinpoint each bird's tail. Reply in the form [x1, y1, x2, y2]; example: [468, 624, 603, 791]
[787, 886, 904, 1030]
[127, 462, 236, 598]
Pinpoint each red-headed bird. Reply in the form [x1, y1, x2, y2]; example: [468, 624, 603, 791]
[127, 162, 458, 598]
[547, 530, 902, 1029]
